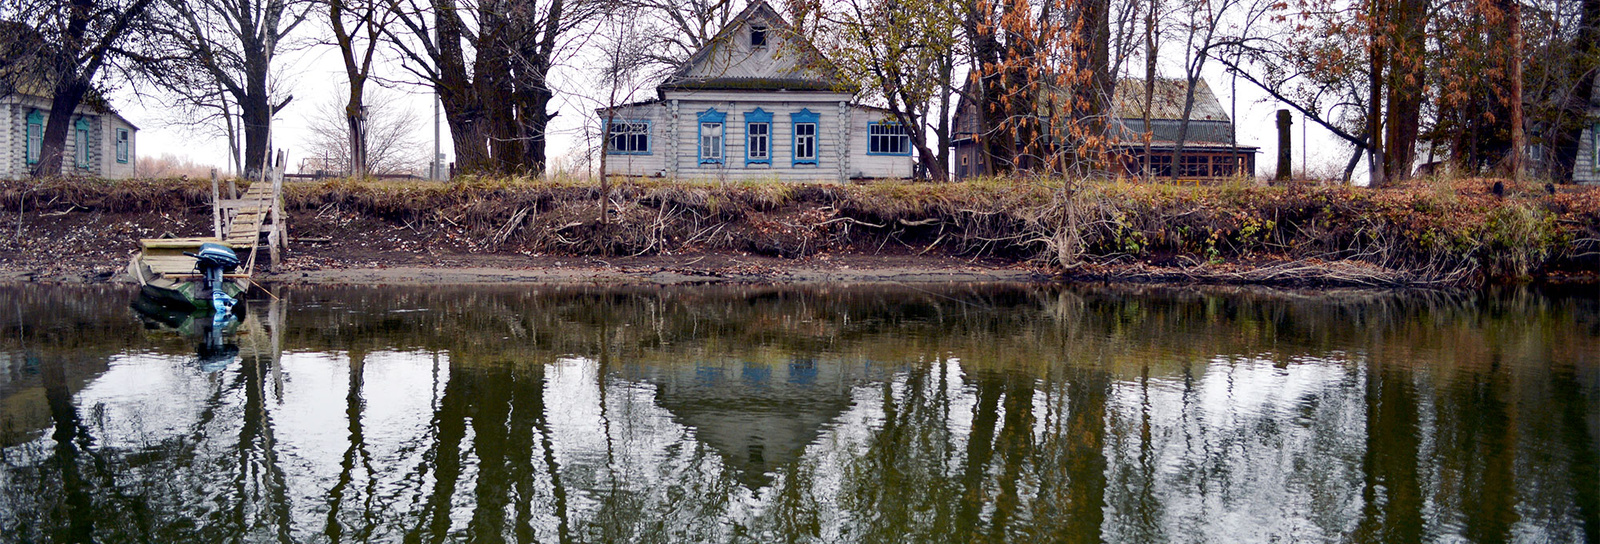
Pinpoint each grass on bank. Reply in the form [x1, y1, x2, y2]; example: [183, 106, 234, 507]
[2, 175, 1595, 286]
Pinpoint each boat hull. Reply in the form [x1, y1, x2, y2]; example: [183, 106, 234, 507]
[127, 253, 248, 312]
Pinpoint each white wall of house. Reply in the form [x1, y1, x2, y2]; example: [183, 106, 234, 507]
[1578, 118, 1599, 185]
[2, 95, 138, 180]
[604, 92, 913, 182]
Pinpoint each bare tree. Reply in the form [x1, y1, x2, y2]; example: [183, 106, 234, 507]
[822, 0, 964, 181]
[383, 0, 609, 176]
[1168, 0, 1268, 180]
[325, 0, 395, 177]
[2, 0, 158, 178]
[306, 88, 428, 176]
[150, 0, 312, 178]
[613, 0, 739, 72]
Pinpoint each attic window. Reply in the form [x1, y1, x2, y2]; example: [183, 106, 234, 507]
[751, 26, 767, 48]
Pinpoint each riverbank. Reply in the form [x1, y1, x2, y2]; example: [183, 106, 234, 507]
[1, 176, 1595, 287]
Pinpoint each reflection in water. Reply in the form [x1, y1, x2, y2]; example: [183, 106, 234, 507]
[1, 283, 1597, 543]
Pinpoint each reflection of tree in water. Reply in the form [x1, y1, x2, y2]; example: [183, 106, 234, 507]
[1, 283, 1598, 542]
[404, 360, 573, 544]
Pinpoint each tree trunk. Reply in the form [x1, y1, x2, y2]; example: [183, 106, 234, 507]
[1365, 0, 1388, 186]
[1507, 0, 1524, 181]
[1382, 0, 1427, 182]
[1143, 0, 1158, 182]
[345, 104, 367, 178]
[30, 77, 91, 177]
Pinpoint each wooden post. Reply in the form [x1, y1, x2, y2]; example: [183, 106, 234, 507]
[211, 168, 222, 239]
[268, 149, 286, 271]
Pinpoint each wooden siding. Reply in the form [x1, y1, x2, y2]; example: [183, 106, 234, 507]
[2, 95, 137, 180]
[1578, 121, 1599, 184]
[605, 97, 911, 181]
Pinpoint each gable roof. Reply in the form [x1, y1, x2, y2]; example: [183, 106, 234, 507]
[659, 1, 856, 94]
[1112, 78, 1231, 122]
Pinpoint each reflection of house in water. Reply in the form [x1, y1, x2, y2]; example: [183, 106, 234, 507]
[627, 357, 877, 489]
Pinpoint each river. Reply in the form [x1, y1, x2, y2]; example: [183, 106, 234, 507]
[1, 283, 1596, 543]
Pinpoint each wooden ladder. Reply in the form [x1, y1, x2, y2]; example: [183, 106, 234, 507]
[213, 150, 289, 271]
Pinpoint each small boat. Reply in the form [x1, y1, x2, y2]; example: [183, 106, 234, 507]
[126, 238, 248, 312]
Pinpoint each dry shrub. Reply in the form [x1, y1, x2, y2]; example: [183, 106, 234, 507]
[9, 176, 1596, 286]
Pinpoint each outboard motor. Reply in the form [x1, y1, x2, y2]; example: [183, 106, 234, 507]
[188, 242, 241, 322]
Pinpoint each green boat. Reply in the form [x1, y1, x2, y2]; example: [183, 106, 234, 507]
[126, 238, 249, 311]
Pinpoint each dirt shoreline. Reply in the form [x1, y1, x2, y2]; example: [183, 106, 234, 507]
[3, 177, 1596, 288]
[0, 252, 1049, 286]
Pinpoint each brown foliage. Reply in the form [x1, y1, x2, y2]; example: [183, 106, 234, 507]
[2, 177, 1594, 286]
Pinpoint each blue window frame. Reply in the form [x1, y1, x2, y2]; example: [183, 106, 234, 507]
[25, 110, 43, 165]
[744, 108, 772, 166]
[606, 119, 652, 155]
[116, 128, 130, 163]
[74, 117, 90, 168]
[1593, 122, 1599, 172]
[698, 108, 726, 165]
[868, 121, 912, 155]
[791, 109, 819, 166]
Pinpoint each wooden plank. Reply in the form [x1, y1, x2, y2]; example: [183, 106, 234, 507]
[140, 238, 229, 250]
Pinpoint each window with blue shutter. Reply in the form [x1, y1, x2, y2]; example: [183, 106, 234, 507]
[745, 108, 772, 166]
[698, 109, 726, 165]
[25, 110, 43, 165]
[791, 109, 819, 166]
[116, 128, 130, 163]
[74, 117, 90, 168]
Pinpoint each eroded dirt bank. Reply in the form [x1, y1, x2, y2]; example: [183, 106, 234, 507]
[1, 177, 1595, 287]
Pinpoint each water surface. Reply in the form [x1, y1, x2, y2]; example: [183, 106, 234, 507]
[1, 283, 1596, 543]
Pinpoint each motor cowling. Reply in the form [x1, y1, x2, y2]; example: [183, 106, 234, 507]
[187, 242, 241, 321]
[195, 242, 240, 272]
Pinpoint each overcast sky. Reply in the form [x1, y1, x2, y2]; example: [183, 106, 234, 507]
[107, 11, 1361, 182]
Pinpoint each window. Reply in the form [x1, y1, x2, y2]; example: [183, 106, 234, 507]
[791, 108, 820, 166]
[751, 25, 767, 48]
[74, 118, 90, 168]
[698, 109, 726, 164]
[794, 124, 816, 162]
[25, 110, 43, 165]
[747, 123, 769, 162]
[1594, 123, 1599, 172]
[744, 108, 772, 166]
[701, 124, 723, 162]
[1210, 155, 1237, 177]
[606, 119, 651, 155]
[116, 128, 129, 163]
[1179, 154, 1207, 177]
[1145, 154, 1172, 177]
[868, 122, 911, 155]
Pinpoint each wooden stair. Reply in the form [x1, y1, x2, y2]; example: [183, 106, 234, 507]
[211, 150, 289, 270]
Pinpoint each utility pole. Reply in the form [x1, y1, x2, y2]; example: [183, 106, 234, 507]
[432, 90, 441, 180]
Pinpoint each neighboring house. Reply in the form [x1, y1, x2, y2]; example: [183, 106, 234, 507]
[1, 91, 138, 179]
[1578, 109, 1599, 185]
[951, 78, 1258, 181]
[598, 0, 913, 182]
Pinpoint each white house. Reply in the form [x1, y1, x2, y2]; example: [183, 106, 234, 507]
[2, 91, 138, 179]
[1579, 108, 1598, 185]
[599, 0, 913, 182]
